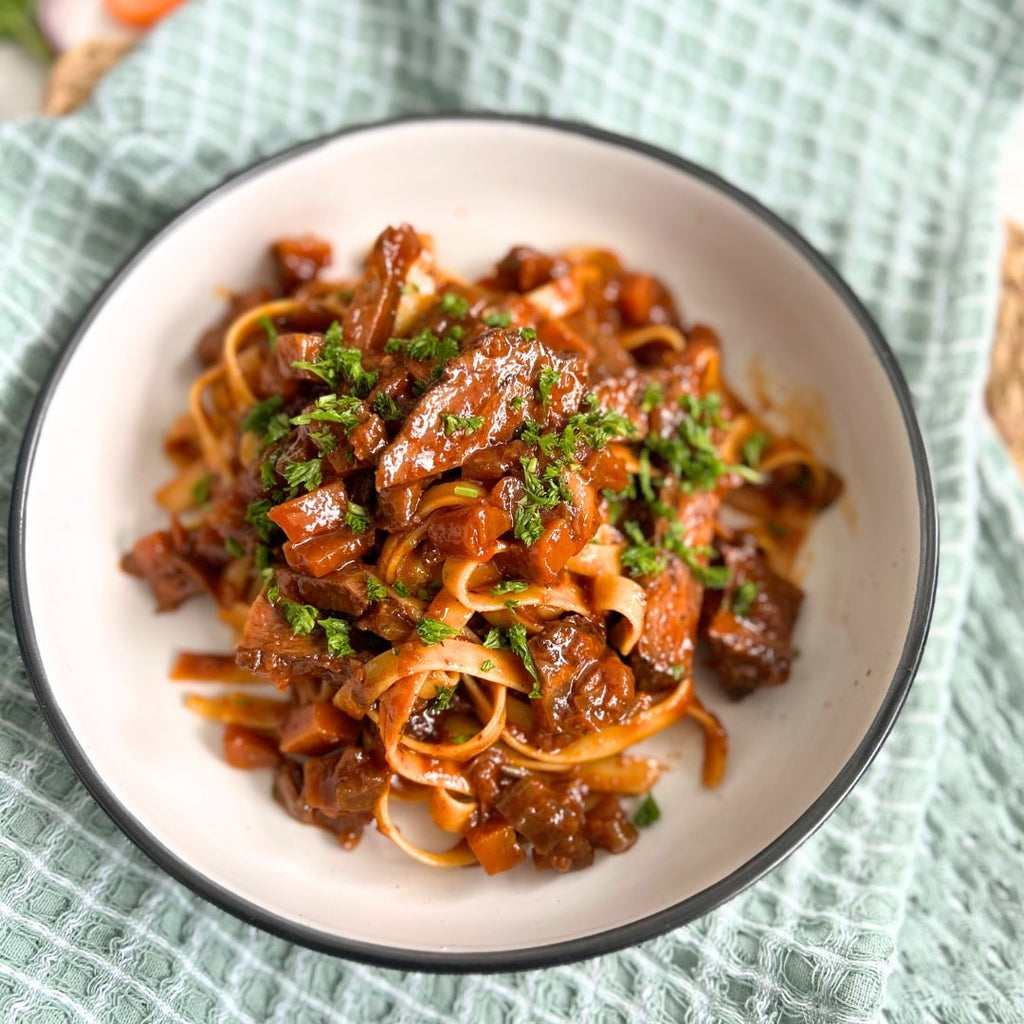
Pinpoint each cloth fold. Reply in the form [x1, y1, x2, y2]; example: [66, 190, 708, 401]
[1, 1, 1023, 1020]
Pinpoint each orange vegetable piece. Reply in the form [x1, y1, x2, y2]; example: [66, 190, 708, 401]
[103, 0, 186, 29]
[466, 821, 526, 875]
[223, 724, 280, 769]
[279, 702, 359, 756]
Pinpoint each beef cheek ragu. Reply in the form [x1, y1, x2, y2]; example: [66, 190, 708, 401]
[123, 226, 840, 874]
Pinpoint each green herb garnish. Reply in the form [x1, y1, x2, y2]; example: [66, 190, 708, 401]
[320, 617, 355, 657]
[440, 292, 470, 318]
[372, 393, 402, 421]
[620, 521, 667, 579]
[634, 794, 661, 828]
[536, 366, 560, 408]
[641, 381, 664, 414]
[430, 685, 456, 711]
[282, 457, 322, 494]
[191, 474, 212, 507]
[483, 309, 512, 327]
[244, 499, 282, 545]
[507, 623, 541, 698]
[365, 576, 388, 603]
[440, 414, 485, 435]
[259, 315, 278, 353]
[741, 431, 770, 469]
[278, 598, 318, 635]
[344, 501, 372, 534]
[242, 395, 291, 446]
[491, 580, 529, 596]
[291, 394, 363, 432]
[224, 537, 246, 559]
[416, 618, 458, 646]
[726, 579, 760, 617]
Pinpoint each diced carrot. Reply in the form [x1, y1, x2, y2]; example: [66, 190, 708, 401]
[426, 504, 512, 560]
[184, 692, 290, 731]
[103, 0, 186, 29]
[283, 528, 375, 577]
[466, 821, 526, 875]
[269, 480, 349, 543]
[617, 273, 657, 325]
[279, 702, 359, 756]
[170, 651, 265, 684]
[223, 724, 280, 769]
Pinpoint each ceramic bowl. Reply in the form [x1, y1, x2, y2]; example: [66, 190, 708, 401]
[9, 114, 937, 971]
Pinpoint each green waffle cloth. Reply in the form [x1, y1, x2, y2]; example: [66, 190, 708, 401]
[2, 0, 1023, 1020]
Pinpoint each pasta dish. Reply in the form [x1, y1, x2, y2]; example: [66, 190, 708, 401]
[123, 226, 840, 873]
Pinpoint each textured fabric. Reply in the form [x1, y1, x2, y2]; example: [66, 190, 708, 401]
[1, 0, 1023, 1020]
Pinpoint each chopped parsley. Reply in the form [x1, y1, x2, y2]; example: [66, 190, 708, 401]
[344, 501, 372, 534]
[479, 659, 495, 672]
[668, 664, 685, 681]
[643, 391, 764, 494]
[634, 794, 661, 828]
[512, 455, 573, 547]
[290, 322, 380, 396]
[291, 394, 363, 432]
[309, 427, 337, 454]
[620, 521, 668, 579]
[416, 617, 458, 646]
[259, 459, 278, 490]
[507, 623, 541, 698]
[664, 527, 731, 589]
[440, 413, 485, 435]
[480, 625, 538, 693]
[641, 381, 664, 414]
[393, 580, 412, 598]
[372, 393, 402, 421]
[450, 731, 475, 744]
[440, 292, 470, 319]
[453, 484, 483, 498]
[191, 474, 212, 507]
[519, 327, 538, 342]
[726, 579, 760, 617]
[244, 499, 282, 545]
[491, 580, 529, 596]
[278, 598, 318, 635]
[741, 431, 770, 469]
[365, 576, 388, 603]
[224, 537, 245, 559]
[510, 396, 526, 411]
[259, 314, 277, 353]
[253, 544, 272, 571]
[536, 366, 560, 408]
[320, 617, 355, 657]
[282, 457, 322, 494]
[430, 684, 456, 711]
[483, 309, 512, 327]
[385, 329, 460, 365]
[242, 395, 291, 446]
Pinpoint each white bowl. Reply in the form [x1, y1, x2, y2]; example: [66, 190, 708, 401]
[9, 115, 937, 971]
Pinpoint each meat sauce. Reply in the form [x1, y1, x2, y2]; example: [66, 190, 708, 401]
[124, 227, 840, 874]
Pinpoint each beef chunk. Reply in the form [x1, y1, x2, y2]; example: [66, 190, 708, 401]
[375, 328, 586, 490]
[528, 615, 635, 749]
[704, 534, 803, 698]
[271, 234, 333, 293]
[630, 491, 719, 689]
[273, 563, 374, 617]
[494, 776, 593, 872]
[343, 224, 422, 351]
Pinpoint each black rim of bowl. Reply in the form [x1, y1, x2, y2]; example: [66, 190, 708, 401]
[8, 112, 939, 974]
